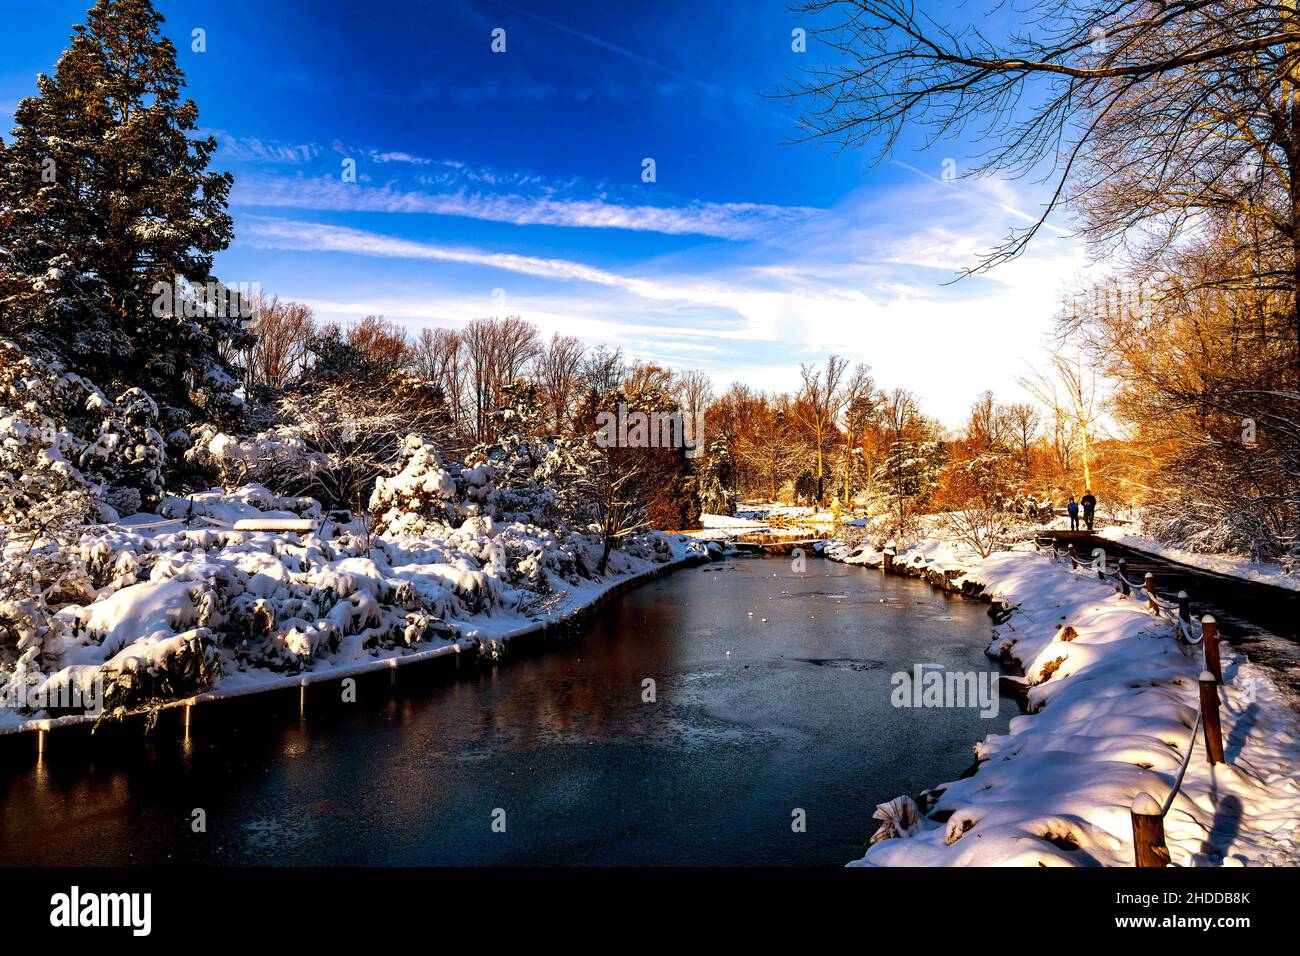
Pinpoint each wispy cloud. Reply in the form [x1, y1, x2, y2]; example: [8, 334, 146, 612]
[232, 174, 822, 240]
[368, 150, 434, 165]
[240, 216, 669, 296]
[889, 160, 1073, 239]
[212, 132, 321, 165]
[240, 187, 1094, 423]
[497, 2, 737, 105]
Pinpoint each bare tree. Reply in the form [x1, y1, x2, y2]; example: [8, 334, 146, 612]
[1025, 350, 1104, 491]
[462, 316, 541, 441]
[783, 0, 1300, 348]
[535, 333, 585, 433]
[736, 393, 798, 501]
[676, 369, 714, 439]
[623, 361, 676, 398]
[965, 390, 1011, 453]
[411, 327, 468, 441]
[347, 315, 410, 377]
[794, 354, 849, 504]
[587, 442, 653, 574]
[580, 344, 626, 396]
[1004, 402, 1042, 475]
[246, 294, 314, 390]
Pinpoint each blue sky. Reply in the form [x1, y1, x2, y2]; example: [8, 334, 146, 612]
[2, 0, 1095, 425]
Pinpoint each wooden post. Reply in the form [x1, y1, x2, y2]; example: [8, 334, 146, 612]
[1067, 543, 1077, 569]
[1144, 572, 1156, 609]
[1130, 792, 1170, 867]
[1202, 616, 1222, 685]
[1177, 591, 1190, 622]
[1118, 559, 1130, 596]
[1200, 671, 1224, 764]
[36, 728, 46, 760]
[299, 682, 307, 720]
[883, 540, 895, 574]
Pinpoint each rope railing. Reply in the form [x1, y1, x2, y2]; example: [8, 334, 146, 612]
[1160, 708, 1203, 819]
[1031, 533, 1227, 867]
[1033, 537, 1210, 643]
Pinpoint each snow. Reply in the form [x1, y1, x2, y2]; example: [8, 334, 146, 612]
[690, 505, 829, 542]
[1, 482, 708, 733]
[829, 537, 1300, 867]
[698, 513, 766, 529]
[231, 518, 316, 532]
[1098, 526, 1300, 592]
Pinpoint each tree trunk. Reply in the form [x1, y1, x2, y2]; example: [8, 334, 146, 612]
[1080, 426, 1092, 491]
[815, 428, 825, 504]
[1289, 2, 1300, 368]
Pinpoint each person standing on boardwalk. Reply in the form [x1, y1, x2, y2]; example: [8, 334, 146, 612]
[1067, 495, 1080, 531]
[1081, 490, 1097, 531]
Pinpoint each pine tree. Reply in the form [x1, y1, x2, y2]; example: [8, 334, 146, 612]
[696, 439, 735, 516]
[0, 0, 242, 441]
[465, 381, 586, 526]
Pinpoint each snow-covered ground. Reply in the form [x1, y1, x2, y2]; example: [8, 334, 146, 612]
[827, 536, 1300, 866]
[690, 503, 839, 540]
[698, 513, 768, 530]
[0, 484, 707, 734]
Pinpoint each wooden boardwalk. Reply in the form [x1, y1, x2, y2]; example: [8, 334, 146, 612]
[1042, 531, 1300, 698]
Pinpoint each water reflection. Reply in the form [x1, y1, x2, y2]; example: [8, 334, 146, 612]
[1, 557, 1011, 866]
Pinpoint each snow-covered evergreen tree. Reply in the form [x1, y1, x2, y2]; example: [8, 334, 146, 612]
[695, 438, 735, 516]
[369, 434, 459, 536]
[0, 337, 165, 522]
[0, 0, 245, 470]
[873, 438, 947, 540]
[463, 381, 577, 525]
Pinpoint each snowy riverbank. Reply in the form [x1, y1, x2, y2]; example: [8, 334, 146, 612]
[826, 537, 1300, 866]
[0, 484, 708, 736]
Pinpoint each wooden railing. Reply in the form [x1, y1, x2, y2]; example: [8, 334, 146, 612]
[1033, 536, 1226, 867]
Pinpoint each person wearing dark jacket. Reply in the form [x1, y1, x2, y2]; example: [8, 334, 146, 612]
[1081, 490, 1097, 531]
[1067, 495, 1079, 531]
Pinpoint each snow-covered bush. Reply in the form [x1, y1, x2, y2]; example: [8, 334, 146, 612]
[0, 342, 708, 722]
[460, 382, 593, 528]
[369, 435, 459, 536]
[186, 422, 329, 493]
[0, 338, 166, 523]
[83, 387, 166, 517]
[1139, 444, 1298, 568]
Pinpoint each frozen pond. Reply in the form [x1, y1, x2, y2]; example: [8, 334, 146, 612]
[0, 555, 1012, 865]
